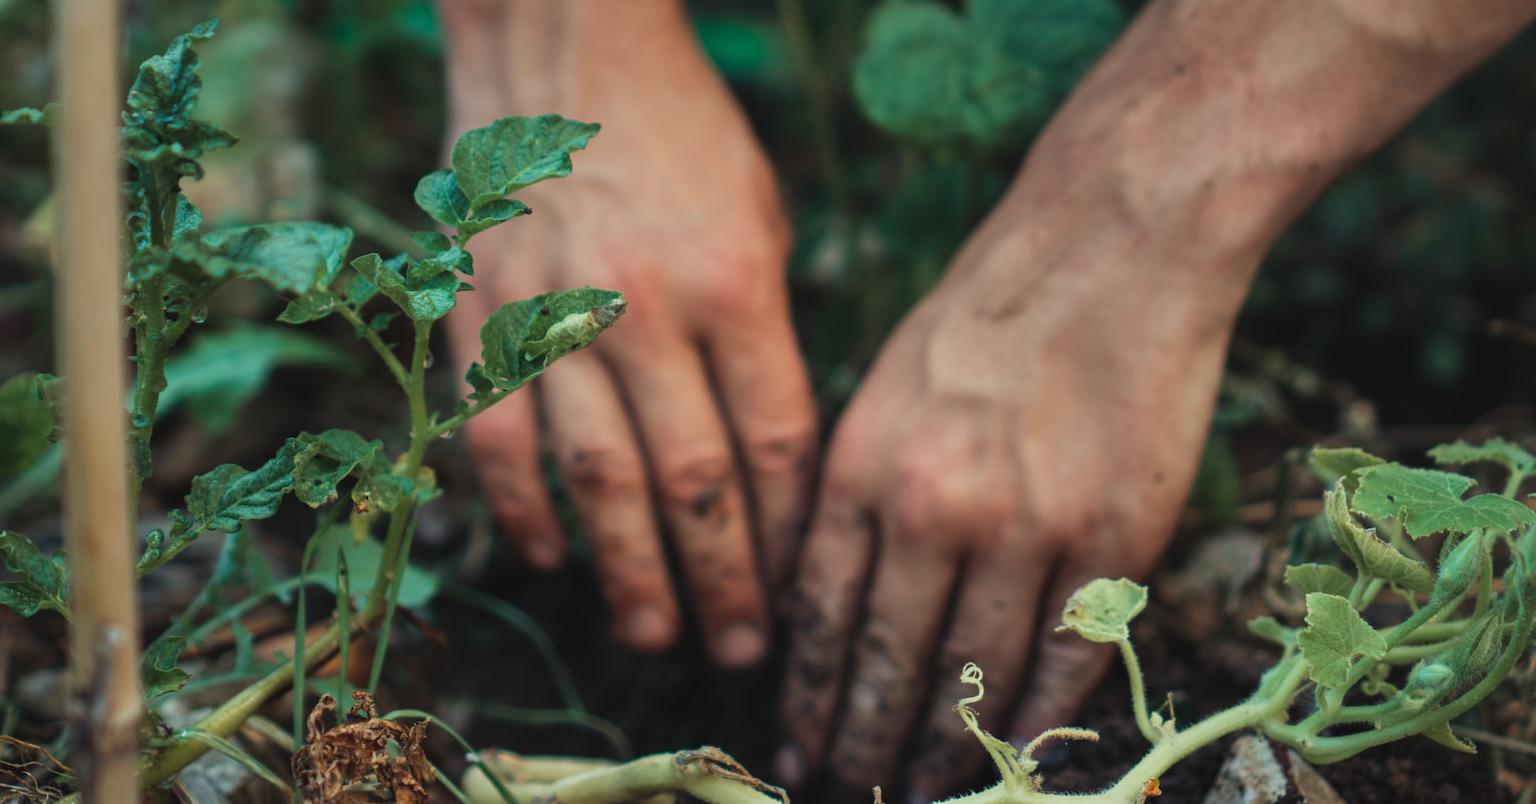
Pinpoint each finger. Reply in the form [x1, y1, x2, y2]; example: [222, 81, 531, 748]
[1009, 564, 1120, 744]
[909, 542, 1052, 798]
[778, 475, 875, 782]
[461, 376, 565, 570]
[826, 515, 962, 790]
[541, 350, 681, 652]
[606, 336, 769, 667]
[703, 304, 817, 594]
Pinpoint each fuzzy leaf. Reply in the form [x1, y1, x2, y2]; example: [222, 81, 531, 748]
[351, 253, 462, 322]
[190, 223, 353, 295]
[1324, 488, 1435, 594]
[1307, 446, 1385, 493]
[1298, 592, 1387, 687]
[0, 105, 59, 126]
[1352, 464, 1535, 538]
[1056, 577, 1147, 643]
[120, 20, 234, 177]
[411, 230, 452, 254]
[450, 115, 599, 210]
[0, 531, 69, 617]
[1284, 563, 1356, 598]
[478, 288, 626, 392]
[0, 373, 61, 482]
[141, 635, 191, 700]
[1428, 438, 1536, 475]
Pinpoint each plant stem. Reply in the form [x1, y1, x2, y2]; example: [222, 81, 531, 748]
[462, 748, 785, 804]
[1117, 639, 1158, 743]
[429, 387, 513, 439]
[336, 303, 410, 391]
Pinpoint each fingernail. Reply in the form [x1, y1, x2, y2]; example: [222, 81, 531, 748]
[714, 623, 767, 667]
[622, 608, 672, 650]
[523, 539, 562, 570]
[774, 744, 805, 787]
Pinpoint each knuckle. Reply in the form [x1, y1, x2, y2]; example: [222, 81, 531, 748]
[656, 453, 737, 517]
[558, 445, 645, 498]
[740, 424, 816, 480]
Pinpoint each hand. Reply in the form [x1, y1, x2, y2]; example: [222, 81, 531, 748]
[440, 1, 816, 666]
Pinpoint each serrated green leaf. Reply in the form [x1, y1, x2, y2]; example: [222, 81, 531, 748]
[851, 0, 1119, 151]
[309, 525, 438, 608]
[0, 531, 69, 617]
[141, 635, 191, 700]
[1284, 563, 1356, 598]
[1352, 464, 1535, 538]
[351, 253, 461, 322]
[1324, 488, 1434, 595]
[161, 325, 356, 434]
[0, 104, 59, 126]
[1307, 446, 1386, 493]
[190, 223, 353, 295]
[1055, 577, 1147, 643]
[450, 115, 599, 210]
[1297, 592, 1387, 687]
[1428, 438, 1535, 475]
[0, 373, 61, 482]
[478, 288, 626, 392]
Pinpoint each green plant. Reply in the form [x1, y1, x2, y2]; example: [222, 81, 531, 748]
[940, 439, 1536, 803]
[0, 18, 641, 797]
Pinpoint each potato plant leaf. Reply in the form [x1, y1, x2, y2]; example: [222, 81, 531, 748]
[450, 115, 599, 210]
[291, 430, 389, 508]
[478, 288, 625, 392]
[0, 531, 69, 617]
[120, 19, 234, 182]
[188, 223, 353, 295]
[0, 373, 61, 482]
[1324, 488, 1435, 595]
[1055, 577, 1147, 643]
[852, 0, 1120, 151]
[1307, 446, 1385, 494]
[141, 635, 191, 700]
[1283, 563, 1356, 598]
[1352, 464, 1535, 538]
[1428, 438, 1535, 476]
[413, 169, 533, 242]
[1298, 592, 1387, 687]
[351, 253, 464, 322]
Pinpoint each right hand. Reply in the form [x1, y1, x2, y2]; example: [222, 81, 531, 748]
[440, 0, 816, 667]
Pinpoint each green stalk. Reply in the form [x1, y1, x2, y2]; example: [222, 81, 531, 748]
[1116, 639, 1158, 744]
[336, 303, 410, 391]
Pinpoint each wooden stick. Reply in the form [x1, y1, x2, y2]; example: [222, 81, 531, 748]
[54, 0, 141, 798]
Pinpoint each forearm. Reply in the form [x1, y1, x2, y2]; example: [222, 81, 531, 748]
[997, 0, 1536, 273]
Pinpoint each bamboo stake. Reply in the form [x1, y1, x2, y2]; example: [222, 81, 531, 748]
[54, 0, 142, 798]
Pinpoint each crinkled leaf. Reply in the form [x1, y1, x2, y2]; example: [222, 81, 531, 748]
[189, 223, 353, 295]
[290, 430, 388, 508]
[161, 325, 355, 434]
[1284, 563, 1356, 598]
[1297, 592, 1387, 688]
[852, 0, 1119, 151]
[1324, 488, 1434, 595]
[1428, 437, 1535, 476]
[450, 115, 599, 210]
[459, 199, 532, 240]
[0, 373, 61, 482]
[140, 444, 299, 575]
[1055, 577, 1146, 643]
[310, 525, 438, 608]
[1352, 464, 1535, 538]
[1, 104, 59, 126]
[410, 245, 473, 282]
[141, 635, 191, 700]
[351, 252, 462, 322]
[478, 288, 626, 392]
[0, 531, 69, 617]
[121, 20, 233, 178]
[414, 169, 534, 242]
[1307, 446, 1385, 494]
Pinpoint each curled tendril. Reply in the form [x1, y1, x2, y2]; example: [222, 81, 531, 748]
[954, 662, 1104, 794]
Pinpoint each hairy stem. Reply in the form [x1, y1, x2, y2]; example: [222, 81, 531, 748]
[1117, 639, 1158, 744]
